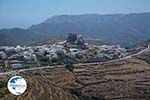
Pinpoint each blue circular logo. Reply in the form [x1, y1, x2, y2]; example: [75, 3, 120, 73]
[7, 76, 27, 95]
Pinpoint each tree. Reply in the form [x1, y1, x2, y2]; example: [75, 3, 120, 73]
[64, 58, 75, 72]
[65, 63, 74, 72]
[38, 56, 51, 66]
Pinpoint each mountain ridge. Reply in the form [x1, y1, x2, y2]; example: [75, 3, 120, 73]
[0, 28, 47, 46]
[28, 12, 150, 46]
[0, 12, 150, 46]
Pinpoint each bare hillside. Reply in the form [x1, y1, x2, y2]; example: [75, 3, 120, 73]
[0, 51, 150, 100]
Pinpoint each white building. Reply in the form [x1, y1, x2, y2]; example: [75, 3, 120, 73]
[67, 48, 80, 58]
[23, 52, 36, 61]
[0, 51, 7, 59]
[11, 63, 22, 70]
[46, 52, 58, 60]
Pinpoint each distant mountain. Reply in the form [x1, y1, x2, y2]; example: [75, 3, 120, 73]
[0, 28, 46, 46]
[0, 12, 150, 46]
[28, 13, 150, 46]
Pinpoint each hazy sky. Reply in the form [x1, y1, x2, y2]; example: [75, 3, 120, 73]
[0, 0, 150, 29]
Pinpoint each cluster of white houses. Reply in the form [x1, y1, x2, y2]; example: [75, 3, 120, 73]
[0, 43, 82, 70]
[0, 34, 128, 72]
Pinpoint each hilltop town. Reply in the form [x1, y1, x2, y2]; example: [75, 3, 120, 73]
[0, 33, 150, 100]
[0, 33, 128, 73]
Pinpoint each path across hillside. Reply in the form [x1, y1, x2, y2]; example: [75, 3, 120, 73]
[0, 47, 150, 76]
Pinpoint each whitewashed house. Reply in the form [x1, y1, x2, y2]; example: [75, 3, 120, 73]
[11, 63, 22, 70]
[0, 51, 7, 59]
[23, 52, 36, 61]
[67, 48, 80, 58]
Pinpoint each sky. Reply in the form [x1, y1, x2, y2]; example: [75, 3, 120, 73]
[0, 0, 150, 29]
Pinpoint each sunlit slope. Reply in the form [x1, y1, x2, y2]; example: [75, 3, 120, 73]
[0, 51, 150, 100]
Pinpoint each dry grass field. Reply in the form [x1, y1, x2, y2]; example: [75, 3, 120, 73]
[0, 51, 150, 100]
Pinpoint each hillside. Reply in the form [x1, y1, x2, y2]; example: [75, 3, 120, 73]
[0, 12, 150, 46]
[28, 13, 150, 46]
[0, 50, 150, 100]
[0, 28, 46, 46]
[133, 38, 150, 48]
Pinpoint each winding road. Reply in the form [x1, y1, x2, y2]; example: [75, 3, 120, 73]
[0, 47, 150, 76]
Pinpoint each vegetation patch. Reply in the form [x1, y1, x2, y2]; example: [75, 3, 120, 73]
[0, 81, 6, 88]
[65, 63, 75, 72]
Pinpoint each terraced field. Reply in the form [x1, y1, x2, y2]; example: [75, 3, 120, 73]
[74, 58, 150, 100]
[0, 52, 150, 100]
[0, 67, 80, 100]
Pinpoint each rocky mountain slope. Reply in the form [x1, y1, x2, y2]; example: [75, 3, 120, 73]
[0, 28, 47, 46]
[28, 12, 150, 46]
[0, 12, 150, 46]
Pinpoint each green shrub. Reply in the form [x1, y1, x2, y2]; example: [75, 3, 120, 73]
[65, 63, 75, 72]
[0, 93, 5, 98]
[0, 81, 6, 88]
[38, 56, 52, 66]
